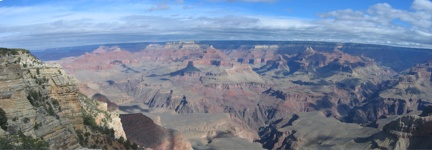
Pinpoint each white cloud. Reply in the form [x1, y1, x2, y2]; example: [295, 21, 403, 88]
[147, 4, 171, 12]
[0, 0, 431, 50]
[412, 0, 432, 11]
[318, 1, 432, 48]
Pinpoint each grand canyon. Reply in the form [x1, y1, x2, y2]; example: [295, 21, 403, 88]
[1, 41, 430, 149]
[2, 0, 432, 149]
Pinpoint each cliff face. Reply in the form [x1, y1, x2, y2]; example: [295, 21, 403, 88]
[0, 49, 83, 149]
[347, 60, 432, 124]
[0, 48, 126, 149]
[379, 114, 432, 149]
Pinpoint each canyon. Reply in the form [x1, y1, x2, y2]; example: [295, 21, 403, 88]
[1, 40, 432, 149]
[41, 41, 432, 149]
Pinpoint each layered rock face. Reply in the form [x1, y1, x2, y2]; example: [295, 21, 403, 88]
[0, 49, 83, 149]
[346, 60, 432, 124]
[0, 48, 126, 149]
[377, 113, 432, 149]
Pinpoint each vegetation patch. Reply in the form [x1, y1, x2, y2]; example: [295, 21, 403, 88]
[0, 48, 30, 56]
[0, 131, 49, 149]
[78, 93, 139, 149]
[0, 108, 7, 130]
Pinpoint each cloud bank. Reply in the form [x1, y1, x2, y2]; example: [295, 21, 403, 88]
[0, 0, 431, 50]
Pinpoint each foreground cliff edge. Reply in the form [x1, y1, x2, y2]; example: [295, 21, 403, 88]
[0, 48, 134, 149]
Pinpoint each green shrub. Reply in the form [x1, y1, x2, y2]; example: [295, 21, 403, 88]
[131, 143, 138, 150]
[0, 131, 49, 149]
[0, 108, 7, 130]
[34, 122, 41, 130]
[47, 105, 55, 116]
[118, 136, 125, 144]
[52, 99, 59, 106]
[27, 90, 41, 107]
[0, 135, 16, 149]
[18, 131, 49, 149]
[76, 130, 85, 146]
[124, 140, 131, 149]
[23, 117, 30, 124]
[0, 48, 29, 56]
[83, 113, 97, 128]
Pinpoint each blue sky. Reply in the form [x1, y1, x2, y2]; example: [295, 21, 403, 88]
[0, 0, 431, 50]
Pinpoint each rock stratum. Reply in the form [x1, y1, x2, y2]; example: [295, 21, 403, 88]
[30, 41, 432, 149]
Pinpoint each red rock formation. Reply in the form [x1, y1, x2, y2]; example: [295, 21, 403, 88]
[60, 46, 135, 71]
[228, 45, 277, 65]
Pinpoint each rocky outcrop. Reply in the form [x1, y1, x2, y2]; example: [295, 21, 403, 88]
[0, 48, 126, 149]
[58, 46, 136, 72]
[170, 61, 201, 76]
[194, 46, 232, 67]
[92, 93, 119, 111]
[254, 54, 290, 75]
[80, 95, 126, 140]
[347, 60, 432, 124]
[354, 106, 432, 149]
[0, 49, 83, 149]
[224, 64, 265, 83]
[120, 113, 192, 150]
[228, 45, 277, 65]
